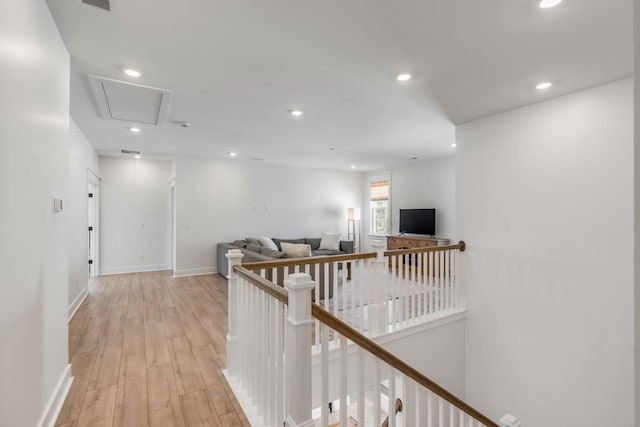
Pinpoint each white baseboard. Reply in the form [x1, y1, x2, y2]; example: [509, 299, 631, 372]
[37, 364, 73, 427]
[99, 264, 171, 275]
[173, 266, 217, 277]
[68, 287, 88, 322]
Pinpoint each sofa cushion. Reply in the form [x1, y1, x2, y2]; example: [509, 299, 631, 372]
[258, 235, 279, 250]
[273, 238, 305, 251]
[246, 243, 263, 253]
[319, 232, 341, 251]
[305, 238, 321, 250]
[281, 242, 312, 258]
[232, 239, 247, 248]
[260, 247, 287, 258]
[245, 237, 261, 245]
[312, 249, 345, 256]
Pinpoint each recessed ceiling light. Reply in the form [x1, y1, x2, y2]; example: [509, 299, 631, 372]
[396, 73, 412, 82]
[451, 143, 457, 148]
[350, 165, 356, 169]
[539, 0, 563, 9]
[134, 154, 141, 159]
[536, 81, 552, 90]
[123, 68, 141, 77]
[329, 147, 336, 151]
[129, 127, 141, 133]
[290, 109, 304, 117]
[229, 152, 237, 157]
[410, 157, 419, 160]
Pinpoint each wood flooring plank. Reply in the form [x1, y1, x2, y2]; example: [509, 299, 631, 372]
[160, 307, 185, 339]
[197, 317, 227, 357]
[127, 295, 144, 320]
[144, 322, 170, 367]
[122, 317, 145, 356]
[55, 352, 97, 425]
[143, 299, 161, 325]
[75, 384, 118, 427]
[113, 353, 148, 427]
[147, 363, 186, 427]
[218, 411, 243, 427]
[180, 389, 220, 427]
[169, 336, 205, 395]
[191, 345, 234, 416]
[178, 311, 209, 348]
[105, 306, 128, 337]
[88, 333, 124, 390]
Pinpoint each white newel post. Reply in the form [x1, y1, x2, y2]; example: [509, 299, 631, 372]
[370, 241, 387, 336]
[225, 249, 244, 377]
[284, 273, 315, 427]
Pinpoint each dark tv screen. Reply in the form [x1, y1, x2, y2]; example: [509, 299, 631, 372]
[399, 209, 436, 236]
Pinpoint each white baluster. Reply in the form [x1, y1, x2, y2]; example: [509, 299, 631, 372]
[358, 347, 365, 426]
[225, 249, 244, 377]
[284, 273, 315, 427]
[321, 324, 329, 427]
[389, 367, 396, 427]
[374, 358, 381, 427]
[370, 242, 387, 336]
[340, 333, 348, 427]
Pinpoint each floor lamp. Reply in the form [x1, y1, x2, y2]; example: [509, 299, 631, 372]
[347, 208, 361, 252]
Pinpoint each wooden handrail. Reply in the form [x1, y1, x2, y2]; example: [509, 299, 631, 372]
[384, 240, 466, 257]
[234, 266, 289, 305]
[242, 251, 376, 270]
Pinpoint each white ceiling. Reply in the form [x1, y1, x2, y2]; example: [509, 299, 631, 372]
[47, 0, 632, 171]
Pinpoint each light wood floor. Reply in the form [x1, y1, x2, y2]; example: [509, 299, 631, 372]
[56, 271, 250, 427]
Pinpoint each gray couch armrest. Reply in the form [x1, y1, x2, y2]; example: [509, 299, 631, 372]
[217, 243, 238, 277]
[340, 240, 354, 254]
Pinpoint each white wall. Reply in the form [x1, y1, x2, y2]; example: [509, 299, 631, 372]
[99, 157, 172, 274]
[362, 157, 456, 250]
[457, 79, 634, 426]
[67, 119, 98, 316]
[175, 156, 363, 276]
[634, 1, 640, 423]
[0, 1, 71, 425]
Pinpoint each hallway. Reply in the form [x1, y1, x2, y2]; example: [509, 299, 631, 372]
[56, 271, 248, 426]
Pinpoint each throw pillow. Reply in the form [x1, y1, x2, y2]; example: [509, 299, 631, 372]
[246, 243, 263, 253]
[260, 247, 287, 258]
[232, 239, 247, 248]
[319, 232, 341, 251]
[258, 235, 278, 251]
[245, 237, 261, 245]
[280, 242, 312, 258]
[273, 238, 305, 251]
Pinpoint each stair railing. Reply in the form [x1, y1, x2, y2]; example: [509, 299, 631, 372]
[223, 250, 498, 427]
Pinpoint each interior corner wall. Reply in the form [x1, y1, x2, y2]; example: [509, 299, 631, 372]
[362, 156, 456, 251]
[68, 119, 98, 314]
[174, 156, 363, 276]
[457, 78, 634, 426]
[0, 0, 71, 425]
[99, 156, 172, 274]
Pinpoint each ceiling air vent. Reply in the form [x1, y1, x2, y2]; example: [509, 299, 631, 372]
[121, 149, 141, 155]
[82, 0, 111, 12]
[88, 75, 173, 126]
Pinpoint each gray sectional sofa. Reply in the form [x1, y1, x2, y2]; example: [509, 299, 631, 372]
[217, 237, 354, 277]
[217, 237, 354, 300]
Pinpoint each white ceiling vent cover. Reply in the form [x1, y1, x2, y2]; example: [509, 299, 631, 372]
[88, 75, 173, 126]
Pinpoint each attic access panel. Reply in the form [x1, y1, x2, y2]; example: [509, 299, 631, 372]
[88, 75, 173, 126]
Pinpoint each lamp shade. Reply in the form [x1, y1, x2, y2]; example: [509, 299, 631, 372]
[348, 208, 361, 221]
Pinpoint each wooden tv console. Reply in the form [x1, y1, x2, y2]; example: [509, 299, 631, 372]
[387, 235, 449, 250]
[386, 235, 450, 276]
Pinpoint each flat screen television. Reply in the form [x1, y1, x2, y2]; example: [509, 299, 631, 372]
[399, 209, 436, 236]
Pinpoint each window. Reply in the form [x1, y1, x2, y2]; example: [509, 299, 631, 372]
[370, 179, 390, 235]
